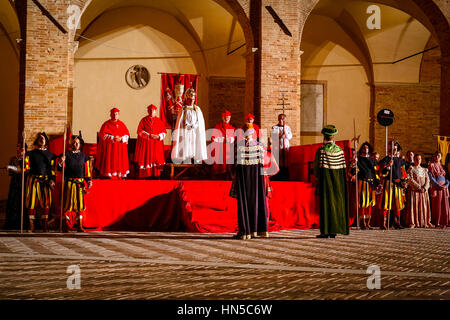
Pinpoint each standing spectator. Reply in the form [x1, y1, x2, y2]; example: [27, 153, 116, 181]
[428, 151, 449, 228]
[406, 154, 433, 228]
[405, 151, 414, 172]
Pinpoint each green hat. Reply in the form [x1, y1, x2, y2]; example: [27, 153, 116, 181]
[321, 125, 338, 136]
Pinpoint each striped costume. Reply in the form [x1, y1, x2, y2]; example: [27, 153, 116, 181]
[59, 151, 92, 231]
[24, 149, 57, 213]
[378, 156, 407, 211]
[61, 151, 92, 212]
[357, 156, 379, 209]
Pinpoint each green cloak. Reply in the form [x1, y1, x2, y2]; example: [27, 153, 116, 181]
[313, 142, 349, 235]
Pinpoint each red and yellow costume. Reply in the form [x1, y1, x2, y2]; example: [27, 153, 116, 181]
[59, 148, 92, 231]
[25, 149, 57, 214]
[377, 154, 407, 229]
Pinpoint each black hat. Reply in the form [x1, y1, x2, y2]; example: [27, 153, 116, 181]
[33, 132, 49, 147]
[321, 125, 338, 136]
[358, 141, 373, 155]
[70, 135, 85, 149]
[389, 140, 402, 151]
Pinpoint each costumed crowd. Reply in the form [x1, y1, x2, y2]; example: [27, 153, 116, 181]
[3, 89, 449, 238]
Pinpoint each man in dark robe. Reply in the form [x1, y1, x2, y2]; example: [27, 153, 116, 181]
[313, 125, 349, 238]
[230, 138, 268, 240]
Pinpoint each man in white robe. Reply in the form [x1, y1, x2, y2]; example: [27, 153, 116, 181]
[172, 88, 207, 163]
[271, 114, 292, 180]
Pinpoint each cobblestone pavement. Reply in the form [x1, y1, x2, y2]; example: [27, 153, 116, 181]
[0, 228, 449, 300]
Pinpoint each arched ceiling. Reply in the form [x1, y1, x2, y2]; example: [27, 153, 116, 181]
[312, 0, 433, 36]
[303, 0, 433, 83]
[77, 0, 246, 62]
[0, 0, 20, 56]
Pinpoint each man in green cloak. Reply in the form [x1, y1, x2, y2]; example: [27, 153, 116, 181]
[313, 125, 350, 238]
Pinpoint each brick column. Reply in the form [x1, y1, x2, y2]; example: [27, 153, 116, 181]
[260, 0, 301, 145]
[440, 56, 450, 136]
[23, 0, 72, 145]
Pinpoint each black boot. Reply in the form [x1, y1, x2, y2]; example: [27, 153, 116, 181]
[380, 215, 387, 230]
[366, 216, 373, 230]
[393, 215, 404, 229]
[28, 218, 35, 233]
[76, 215, 85, 233]
[360, 216, 367, 230]
[41, 218, 48, 232]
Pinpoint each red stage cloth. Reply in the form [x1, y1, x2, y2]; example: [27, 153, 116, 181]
[82, 180, 321, 232]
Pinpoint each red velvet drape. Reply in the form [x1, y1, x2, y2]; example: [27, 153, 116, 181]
[81, 180, 320, 232]
[160, 73, 199, 129]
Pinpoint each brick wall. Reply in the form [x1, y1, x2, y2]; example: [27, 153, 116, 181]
[374, 84, 440, 157]
[374, 36, 441, 158]
[208, 77, 246, 129]
[260, 0, 302, 145]
[23, 0, 73, 145]
[420, 37, 441, 84]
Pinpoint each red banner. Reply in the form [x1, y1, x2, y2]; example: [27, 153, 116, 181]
[160, 73, 199, 129]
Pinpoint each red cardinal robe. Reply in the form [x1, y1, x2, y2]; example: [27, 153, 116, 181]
[211, 121, 235, 175]
[95, 119, 130, 178]
[134, 116, 167, 177]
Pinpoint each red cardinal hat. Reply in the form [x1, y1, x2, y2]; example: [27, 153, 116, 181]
[222, 110, 231, 117]
[245, 113, 255, 121]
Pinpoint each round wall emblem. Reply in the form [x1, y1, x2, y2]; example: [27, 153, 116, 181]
[125, 65, 150, 89]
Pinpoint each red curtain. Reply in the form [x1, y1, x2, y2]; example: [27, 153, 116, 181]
[288, 140, 352, 182]
[48, 131, 72, 156]
[160, 73, 199, 129]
